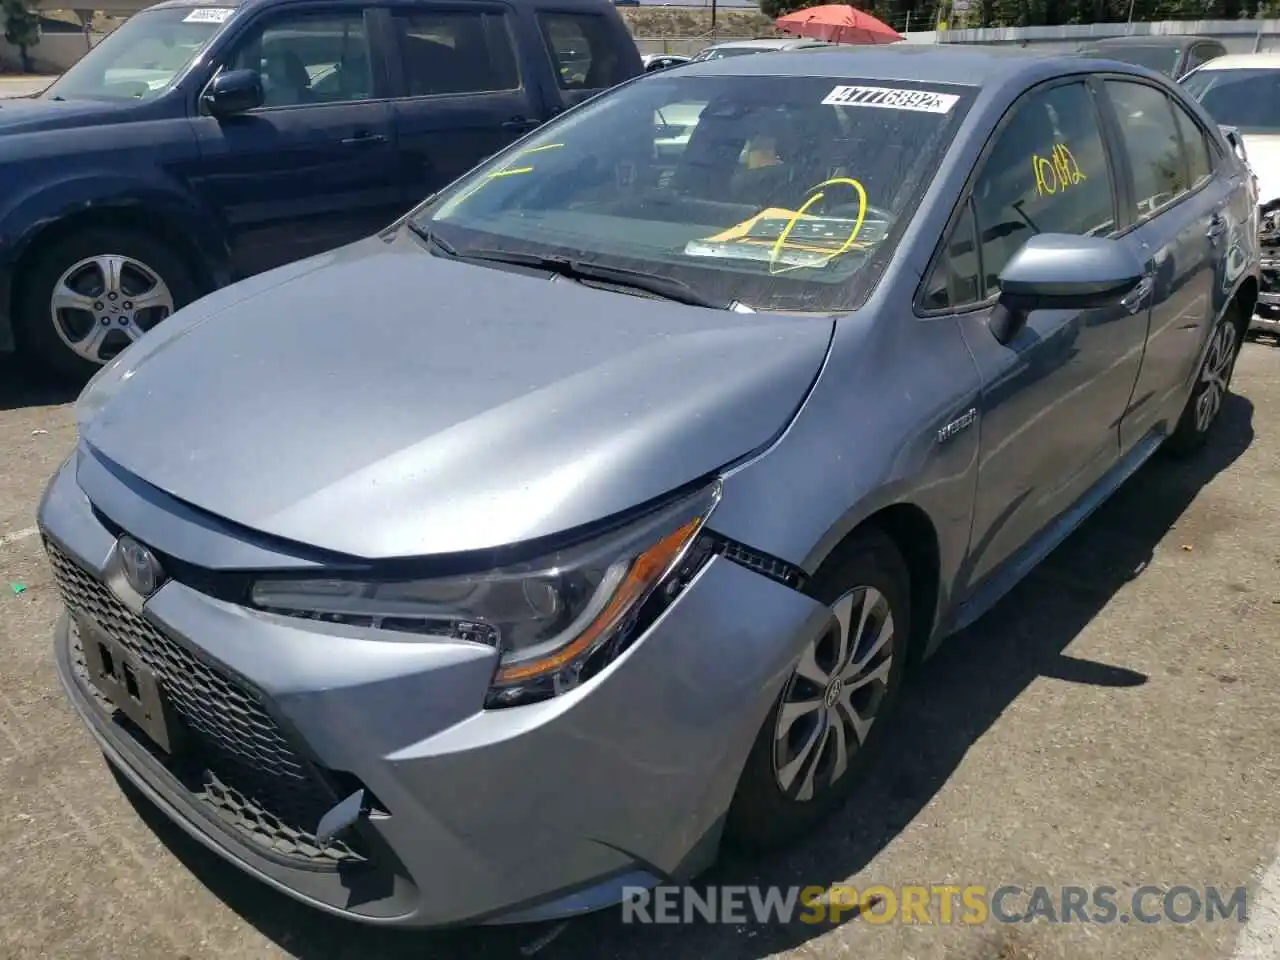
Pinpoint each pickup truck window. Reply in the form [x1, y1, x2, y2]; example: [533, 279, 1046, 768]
[537, 12, 625, 90]
[43, 7, 223, 101]
[227, 11, 374, 107]
[391, 10, 519, 96]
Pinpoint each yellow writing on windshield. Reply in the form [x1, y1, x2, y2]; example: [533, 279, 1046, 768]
[440, 143, 565, 213]
[768, 177, 868, 275]
[1032, 144, 1086, 197]
[688, 178, 872, 273]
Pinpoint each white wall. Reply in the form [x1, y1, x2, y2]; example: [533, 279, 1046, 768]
[0, 30, 101, 73]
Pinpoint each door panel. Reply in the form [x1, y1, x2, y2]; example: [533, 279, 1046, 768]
[384, 7, 541, 205]
[1102, 79, 1226, 449]
[188, 8, 402, 278]
[934, 80, 1150, 590]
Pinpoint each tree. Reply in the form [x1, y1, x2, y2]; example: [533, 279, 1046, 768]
[2, 0, 40, 74]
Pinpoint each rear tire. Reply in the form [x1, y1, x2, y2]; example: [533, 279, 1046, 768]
[1165, 305, 1243, 458]
[725, 528, 910, 852]
[17, 228, 199, 383]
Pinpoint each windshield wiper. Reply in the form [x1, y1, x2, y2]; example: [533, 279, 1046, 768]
[448, 245, 726, 309]
[407, 220, 459, 257]
[408, 223, 726, 308]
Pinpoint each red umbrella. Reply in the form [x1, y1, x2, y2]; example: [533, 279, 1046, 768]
[775, 4, 902, 45]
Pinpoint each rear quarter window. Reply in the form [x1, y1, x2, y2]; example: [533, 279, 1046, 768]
[537, 12, 628, 90]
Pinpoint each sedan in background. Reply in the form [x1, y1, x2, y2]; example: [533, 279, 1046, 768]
[42, 45, 1257, 928]
[642, 53, 691, 72]
[1183, 52, 1280, 339]
[686, 36, 834, 61]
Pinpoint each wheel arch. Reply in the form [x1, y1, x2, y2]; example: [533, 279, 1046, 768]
[811, 501, 945, 669]
[1230, 274, 1257, 341]
[9, 205, 221, 331]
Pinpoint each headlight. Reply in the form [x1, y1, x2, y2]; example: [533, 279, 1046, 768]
[250, 482, 721, 707]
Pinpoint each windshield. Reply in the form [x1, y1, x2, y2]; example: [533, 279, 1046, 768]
[413, 74, 972, 313]
[1183, 68, 1280, 134]
[44, 6, 229, 101]
[1083, 43, 1180, 76]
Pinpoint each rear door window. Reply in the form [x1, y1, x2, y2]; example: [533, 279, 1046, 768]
[389, 9, 519, 96]
[1104, 80, 1190, 220]
[1171, 98, 1214, 189]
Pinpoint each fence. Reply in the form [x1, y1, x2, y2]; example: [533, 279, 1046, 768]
[918, 18, 1280, 53]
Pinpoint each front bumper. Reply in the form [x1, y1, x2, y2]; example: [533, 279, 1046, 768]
[39, 456, 828, 927]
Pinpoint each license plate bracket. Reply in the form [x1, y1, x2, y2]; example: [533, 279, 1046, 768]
[79, 618, 186, 755]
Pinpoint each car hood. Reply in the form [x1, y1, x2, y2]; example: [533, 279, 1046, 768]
[1240, 133, 1280, 206]
[0, 96, 135, 134]
[78, 232, 834, 560]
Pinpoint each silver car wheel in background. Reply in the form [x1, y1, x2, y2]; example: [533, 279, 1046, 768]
[50, 254, 176, 364]
[772, 586, 895, 802]
[1194, 319, 1237, 433]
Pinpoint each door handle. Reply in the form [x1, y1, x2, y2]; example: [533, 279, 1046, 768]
[341, 131, 388, 146]
[1120, 275, 1154, 314]
[500, 116, 540, 132]
[1207, 214, 1228, 243]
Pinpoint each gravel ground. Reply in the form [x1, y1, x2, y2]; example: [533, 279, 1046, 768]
[1, 338, 1279, 959]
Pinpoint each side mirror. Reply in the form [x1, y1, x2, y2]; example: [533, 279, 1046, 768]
[990, 233, 1146, 346]
[202, 68, 264, 118]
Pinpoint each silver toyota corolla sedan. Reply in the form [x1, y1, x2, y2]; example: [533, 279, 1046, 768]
[40, 46, 1259, 927]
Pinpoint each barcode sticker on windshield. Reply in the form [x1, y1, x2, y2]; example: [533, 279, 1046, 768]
[182, 7, 234, 23]
[822, 85, 959, 114]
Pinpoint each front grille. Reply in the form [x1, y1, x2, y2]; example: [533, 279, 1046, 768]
[47, 541, 367, 867]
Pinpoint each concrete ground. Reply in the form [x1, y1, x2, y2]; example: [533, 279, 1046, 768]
[1, 339, 1278, 960]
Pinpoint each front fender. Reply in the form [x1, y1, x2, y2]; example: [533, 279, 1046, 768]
[709, 306, 983, 653]
[0, 169, 230, 277]
[0, 170, 230, 352]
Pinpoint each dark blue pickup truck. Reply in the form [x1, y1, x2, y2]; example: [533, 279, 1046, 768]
[0, 0, 639, 378]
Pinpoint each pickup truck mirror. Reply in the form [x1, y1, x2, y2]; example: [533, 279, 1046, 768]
[989, 233, 1146, 345]
[202, 69, 264, 118]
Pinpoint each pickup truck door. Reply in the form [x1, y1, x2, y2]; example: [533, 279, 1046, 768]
[188, 5, 402, 278]
[378, 5, 546, 208]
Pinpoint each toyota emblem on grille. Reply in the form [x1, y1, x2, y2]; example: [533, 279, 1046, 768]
[118, 536, 164, 597]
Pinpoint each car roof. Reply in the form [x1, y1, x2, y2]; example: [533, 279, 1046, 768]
[677, 42, 1090, 87]
[1189, 51, 1280, 71]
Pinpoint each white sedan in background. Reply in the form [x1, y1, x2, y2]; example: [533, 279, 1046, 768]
[1183, 52, 1280, 340]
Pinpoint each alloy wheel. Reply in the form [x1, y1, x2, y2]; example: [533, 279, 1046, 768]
[1194, 320, 1237, 434]
[50, 254, 175, 364]
[772, 585, 896, 802]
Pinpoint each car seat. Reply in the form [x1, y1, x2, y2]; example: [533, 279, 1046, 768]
[261, 48, 313, 106]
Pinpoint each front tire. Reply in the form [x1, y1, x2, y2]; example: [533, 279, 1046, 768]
[726, 528, 910, 852]
[17, 228, 199, 382]
[1165, 306, 1243, 457]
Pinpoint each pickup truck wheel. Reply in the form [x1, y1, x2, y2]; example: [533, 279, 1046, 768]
[18, 229, 198, 382]
[1165, 306, 1243, 457]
